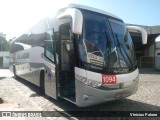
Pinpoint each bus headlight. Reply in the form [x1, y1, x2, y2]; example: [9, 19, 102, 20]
[75, 74, 102, 88]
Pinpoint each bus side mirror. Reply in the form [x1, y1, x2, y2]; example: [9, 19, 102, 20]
[57, 8, 83, 35]
[127, 26, 147, 44]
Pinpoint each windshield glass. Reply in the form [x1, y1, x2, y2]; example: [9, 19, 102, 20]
[79, 10, 137, 74]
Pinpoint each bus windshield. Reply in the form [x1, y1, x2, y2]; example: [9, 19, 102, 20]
[79, 11, 137, 74]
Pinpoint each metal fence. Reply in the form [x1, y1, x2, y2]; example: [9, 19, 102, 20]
[140, 56, 154, 68]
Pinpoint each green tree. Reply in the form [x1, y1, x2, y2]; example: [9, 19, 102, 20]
[0, 33, 9, 51]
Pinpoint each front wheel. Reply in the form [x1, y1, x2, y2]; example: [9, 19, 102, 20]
[13, 65, 17, 79]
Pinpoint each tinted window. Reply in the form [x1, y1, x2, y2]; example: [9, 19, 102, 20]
[44, 29, 55, 63]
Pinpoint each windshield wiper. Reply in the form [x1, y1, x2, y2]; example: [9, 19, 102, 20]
[115, 34, 133, 70]
[104, 30, 111, 73]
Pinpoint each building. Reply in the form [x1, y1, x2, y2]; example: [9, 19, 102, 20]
[128, 24, 160, 69]
[155, 37, 160, 70]
[0, 51, 9, 68]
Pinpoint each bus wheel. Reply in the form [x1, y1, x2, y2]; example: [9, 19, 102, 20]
[13, 65, 17, 79]
[40, 70, 45, 94]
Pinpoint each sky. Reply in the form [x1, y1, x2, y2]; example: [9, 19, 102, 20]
[0, 0, 160, 39]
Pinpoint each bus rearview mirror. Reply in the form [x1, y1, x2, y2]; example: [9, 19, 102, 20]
[127, 26, 147, 44]
[57, 8, 83, 35]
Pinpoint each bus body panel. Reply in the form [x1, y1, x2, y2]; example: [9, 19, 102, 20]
[75, 79, 138, 107]
[10, 17, 59, 99]
[10, 15, 72, 100]
[10, 46, 57, 99]
[75, 67, 139, 107]
[9, 4, 145, 107]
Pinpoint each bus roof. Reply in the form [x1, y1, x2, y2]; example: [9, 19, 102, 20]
[67, 3, 122, 20]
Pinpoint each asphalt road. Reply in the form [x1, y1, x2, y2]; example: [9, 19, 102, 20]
[0, 69, 160, 120]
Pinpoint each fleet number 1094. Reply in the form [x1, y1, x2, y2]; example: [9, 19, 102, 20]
[102, 74, 117, 84]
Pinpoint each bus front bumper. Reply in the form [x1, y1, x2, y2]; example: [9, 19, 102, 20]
[75, 80, 138, 107]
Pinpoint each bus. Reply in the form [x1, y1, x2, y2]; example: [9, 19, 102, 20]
[10, 4, 147, 107]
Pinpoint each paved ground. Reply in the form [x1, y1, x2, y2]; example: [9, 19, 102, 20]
[0, 70, 69, 120]
[0, 69, 13, 79]
[0, 69, 160, 120]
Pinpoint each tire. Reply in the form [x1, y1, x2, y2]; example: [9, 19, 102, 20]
[13, 65, 17, 79]
[40, 70, 45, 94]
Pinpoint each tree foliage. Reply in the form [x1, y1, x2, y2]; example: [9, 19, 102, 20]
[0, 33, 10, 51]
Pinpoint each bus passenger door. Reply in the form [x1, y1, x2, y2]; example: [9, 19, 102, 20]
[58, 23, 76, 99]
[44, 29, 57, 99]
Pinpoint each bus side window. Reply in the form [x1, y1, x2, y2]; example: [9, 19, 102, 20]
[44, 29, 55, 63]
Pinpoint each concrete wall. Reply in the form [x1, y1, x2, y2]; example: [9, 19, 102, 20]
[149, 44, 155, 57]
[143, 43, 154, 57]
[156, 42, 160, 48]
[155, 42, 160, 70]
[155, 42, 160, 56]
[155, 56, 160, 70]
[0, 51, 9, 68]
[156, 49, 160, 55]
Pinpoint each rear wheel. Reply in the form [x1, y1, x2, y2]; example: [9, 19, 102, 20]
[13, 65, 17, 79]
[40, 70, 45, 94]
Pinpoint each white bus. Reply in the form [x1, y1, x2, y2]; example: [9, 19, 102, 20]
[10, 4, 147, 107]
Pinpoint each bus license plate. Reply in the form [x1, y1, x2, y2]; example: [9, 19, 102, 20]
[102, 74, 117, 84]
